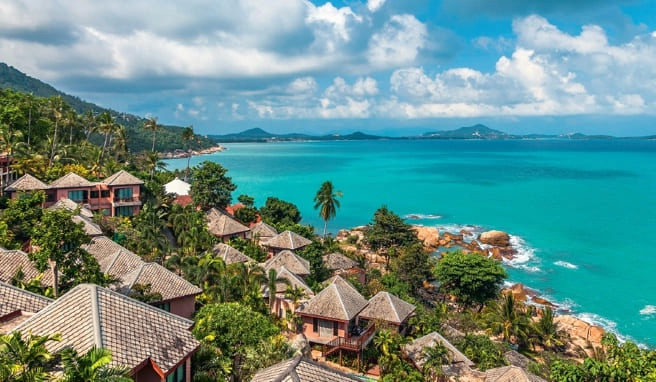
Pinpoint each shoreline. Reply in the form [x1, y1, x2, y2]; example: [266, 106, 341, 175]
[159, 144, 226, 159]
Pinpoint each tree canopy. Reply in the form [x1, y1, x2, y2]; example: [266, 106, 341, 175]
[189, 161, 237, 211]
[259, 196, 302, 227]
[364, 205, 420, 266]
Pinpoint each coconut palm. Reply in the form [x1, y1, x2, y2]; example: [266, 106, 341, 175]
[181, 125, 195, 180]
[47, 95, 64, 166]
[0, 331, 61, 382]
[96, 112, 117, 167]
[60, 346, 131, 382]
[482, 293, 533, 348]
[421, 343, 450, 381]
[313, 180, 342, 238]
[534, 306, 566, 351]
[143, 116, 162, 152]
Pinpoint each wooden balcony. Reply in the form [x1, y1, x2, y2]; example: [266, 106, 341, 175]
[322, 324, 376, 357]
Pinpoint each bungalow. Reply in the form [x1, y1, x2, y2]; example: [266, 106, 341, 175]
[0, 281, 52, 334]
[322, 252, 365, 285]
[0, 248, 54, 289]
[4, 170, 144, 217]
[263, 230, 312, 257]
[206, 208, 250, 241]
[251, 355, 361, 382]
[211, 243, 255, 265]
[164, 177, 193, 207]
[484, 366, 547, 382]
[50, 198, 104, 237]
[263, 249, 311, 280]
[84, 236, 202, 319]
[264, 265, 314, 320]
[402, 331, 476, 378]
[358, 291, 416, 335]
[14, 283, 200, 382]
[250, 221, 278, 245]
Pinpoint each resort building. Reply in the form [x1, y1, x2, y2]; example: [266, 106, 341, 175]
[210, 243, 255, 265]
[0, 248, 54, 290]
[263, 250, 311, 280]
[251, 356, 361, 382]
[263, 230, 312, 257]
[264, 265, 314, 320]
[403, 331, 477, 379]
[358, 291, 416, 334]
[4, 170, 144, 217]
[250, 221, 278, 245]
[322, 252, 365, 285]
[206, 208, 250, 241]
[0, 281, 52, 334]
[14, 283, 200, 382]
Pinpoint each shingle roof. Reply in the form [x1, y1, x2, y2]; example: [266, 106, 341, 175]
[72, 215, 104, 236]
[264, 230, 312, 250]
[358, 291, 416, 325]
[0, 249, 54, 287]
[206, 208, 250, 237]
[250, 221, 278, 239]
[485, 366, 547, 382]
[103, 170, 145, 186]
[264, 250, 311, 277]
[211, 243, 254, 264]
[251, 356, 361, 382]
[296, 276, 367, 321]
[49, 198, 94, 218]
[84, 236, 138, 274]
[49, 172, 95, 188]
[0, 281, 52, 319]
[402, 331, 475, 369]
[15, 284, 199, 375]
[4, 174, 49, 191]
[322, 252, 358, 271]
[124, 263, 202, 301]
[269, 266, 314, 297]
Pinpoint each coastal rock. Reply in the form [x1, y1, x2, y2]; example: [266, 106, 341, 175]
[504, 283, 534, 302]
[489, 246, 517, 260]
[554, 315, 605, 358]
[478, 230, 511, 247]
[531, 296, 556, 307]
[412, 226, 440, 251]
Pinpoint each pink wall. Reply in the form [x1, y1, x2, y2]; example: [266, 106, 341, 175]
[300, 315, 348, 342]
[170, 296, 197, 320]
[134, 364, 161, 382]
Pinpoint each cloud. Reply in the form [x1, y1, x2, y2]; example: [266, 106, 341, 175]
[368, 14, 428, 68]
[367, 0, 386, 13]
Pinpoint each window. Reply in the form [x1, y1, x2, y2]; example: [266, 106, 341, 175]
[101, 190, 110, 197]
[67, 190, 86, 202]
[115, 206, 134, 217]
[166, 363, 185, 382]
[115, 188, 133, 200]
[312, 318, 318, 333]
[155, 302, 171, 312]
[90, 190, 99, 198]
[333, 321, 338, 336]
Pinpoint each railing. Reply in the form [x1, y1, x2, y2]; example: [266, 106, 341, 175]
[322, 324, 376, 357]
[113, 196, 140, 203]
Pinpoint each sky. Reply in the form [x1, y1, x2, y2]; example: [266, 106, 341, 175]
[1, 0, 655, 136]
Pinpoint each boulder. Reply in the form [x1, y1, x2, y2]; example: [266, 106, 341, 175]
[531, 296, 556, 307]
[413, 226, 440, 250]
[478, 230, 511, 247]
[489, 246, 517, 260]
[554, 315, 605, 358]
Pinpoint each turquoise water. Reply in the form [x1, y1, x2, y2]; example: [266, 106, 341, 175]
[166, 139, 656, 345]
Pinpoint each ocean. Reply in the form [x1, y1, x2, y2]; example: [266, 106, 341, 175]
[165, 139, 656, 346]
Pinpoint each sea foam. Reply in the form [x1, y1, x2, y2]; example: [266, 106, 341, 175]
[404, 213, 442, 220]
[554, 260, 578, 269]
[640, 305, 656, 316]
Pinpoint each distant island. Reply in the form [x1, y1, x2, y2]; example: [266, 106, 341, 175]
[210, 124, 656, 143]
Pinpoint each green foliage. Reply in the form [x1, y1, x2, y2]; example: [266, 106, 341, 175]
[229, 237, 267, 262]
[0, 191, 45, 248]
[313, 180, 342, 238]
[234, 205, 259, 226]
[0, 331, 61, 382]
[534, 306, 566, 351]
[434, 250, 507, 309]
[297, 242, 331, 290]
[259, 196, 301, 226]
[481, 293, 534, 349]
[364, 205, 419, 267]
[189, 161, 237, 210]
[390, 242, 432, 294]
[128, 283, 163, 303]
[410, 304, 447, 336]
[454, 334, 508, 371]
[60, 346, 131, 382]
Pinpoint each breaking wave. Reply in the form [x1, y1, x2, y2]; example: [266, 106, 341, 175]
[639, 305, 656, 316]
[554, 260, 578, 269]
[404, 213, 443, 220]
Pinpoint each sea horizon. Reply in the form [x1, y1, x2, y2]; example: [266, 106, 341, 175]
[165, 138, 656, 346]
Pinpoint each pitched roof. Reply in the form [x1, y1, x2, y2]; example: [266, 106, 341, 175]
[103, 170, 145, 186]
[15, 284, 199, 375]
[322, 252, 358, 271]
[250, 221, 278, 238]
[211, 243, 254, 264]
[84, 236, 136, 273]
[4, 174, 49, 191]
[402, 331, 475, 369]
[296, 276, 367, 321]
[163, 177, 191, 196]
[72, 215, 104, 236]
[264, 250, 311, 277]
[50, 198, 95, 218]
[206, 208, 250, 237]
[0, 281, 52, 319]
[0, 249, 54, 287]
[264, 230, 312, 250]
[270, 266, 314, 297]
[485, 366, 547, 382]
[123, 263, 202, 301]
[358, 291, 416, 325]
[49, 172, 95, 188]
[251, 355, 361, 382]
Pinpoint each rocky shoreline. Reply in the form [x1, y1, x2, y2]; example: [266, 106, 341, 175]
[159, 144, 226, 159]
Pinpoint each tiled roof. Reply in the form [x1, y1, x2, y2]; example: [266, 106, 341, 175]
[206, 208, 250, 237]
[269, 266, 314, 297]
[322, 252, 358, 271]
[49, 172, 95, 188]
[264, 250, 311, 277]
[402, 331, 475, 369]
[4, 174, 49, 191]
[211, 243, 254, 264]
[485, 366, 547, 382]
[250, 221, 278, 239]
[125, 263, 202, 301]
[104, 170, 144, 186]
[0, 281, 52, 319]
[358, 291, 416, 325]
[15, 284, 199, 374]
[251, 356, 361, 382]
[296, 276, 367, 321]
[49, 198, 94, 218]
[0, 249, 54, 287]
[84, 236, 136, 273]
[72, 215, 104, 236]
[264, 230, 312, 250]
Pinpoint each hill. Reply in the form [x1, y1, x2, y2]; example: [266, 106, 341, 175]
[0, 63, 216, 153]
[210, 128, 384, 142]
[420, 124, 513, 139]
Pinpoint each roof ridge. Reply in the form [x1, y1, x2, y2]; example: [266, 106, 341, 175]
[88, 284, 103, 347]
[385, 292, 401, 322]
[334, 283, 349, 320]
[104, 249, 124, 274]
[126, 262, 147, 291]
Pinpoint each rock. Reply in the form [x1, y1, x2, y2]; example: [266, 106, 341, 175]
[489, 246, 517, 260]
[413, 226, 440, 250]
[504, 283, 530, 302]
[554, 315, 605, 358]
[478, 230, 511, 247]
[443, 232, 463, 242]
[531, 296, 556, 307]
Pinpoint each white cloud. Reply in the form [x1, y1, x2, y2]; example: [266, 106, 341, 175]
[367, 0, 386, 12]
[368, 14, 427, 68]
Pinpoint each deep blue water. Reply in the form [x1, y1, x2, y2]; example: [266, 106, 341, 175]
[166, 139, 656, 345]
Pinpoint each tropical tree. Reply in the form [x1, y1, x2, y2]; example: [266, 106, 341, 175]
[482, 293, 533, 348]
[313, 180, 342, 238]
[534, 306, 566, 351]
[96, 111, 117, 168]
[0, 331, 61, 382]
[181, 125, 195, 180]
[421, 343, 450, 381]
[365, 205, 420, 268]
[189, 161, 237, 211]
[47, 95, 65, 166]
[259, 196, 302, 227]
[60, 346, 132, 382]
[143, 116, 162, 152]
[454, 334, 508, 371]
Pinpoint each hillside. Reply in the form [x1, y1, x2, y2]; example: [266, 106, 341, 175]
[210, 128, 384, 142]
[0, 63, 216, 153]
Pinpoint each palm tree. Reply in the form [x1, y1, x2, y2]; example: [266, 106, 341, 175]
[421, 343, 450, 381]
[96, 112, 117, 168]
[482, 293, 533, 348]
[143, 116, 162, 152]
[313, 180, 343, 238]
[0, 331, 61, 382]
[181, 125, 195, 180]
[112, 125, 128, 162]
[143, 151, 167, 181]
[60, 346, 131, 382]
[267, 269, 278, 313]
[534, 306, 566, 351]
[47, 95, 65, 166]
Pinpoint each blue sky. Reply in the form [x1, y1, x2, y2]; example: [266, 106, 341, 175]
[1, 0, 655, 136]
